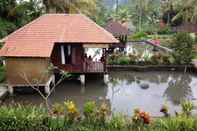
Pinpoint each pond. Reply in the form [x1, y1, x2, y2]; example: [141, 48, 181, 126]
[4, 71, 197, 117]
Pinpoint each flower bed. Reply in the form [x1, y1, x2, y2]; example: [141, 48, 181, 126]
[0, 101, 197, 131]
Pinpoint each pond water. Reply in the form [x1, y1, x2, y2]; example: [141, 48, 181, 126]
[4, 71, 197, 117]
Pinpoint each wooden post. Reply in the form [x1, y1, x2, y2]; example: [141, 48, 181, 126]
[44, 85, 50, 94]
[103, 48, 107, 73]
[8, 85, 14, 95]
[80, 74, 85, 85]
[104, 74, 109, 84]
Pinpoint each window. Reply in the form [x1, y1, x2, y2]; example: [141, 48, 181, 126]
[60, 45, 72, 64]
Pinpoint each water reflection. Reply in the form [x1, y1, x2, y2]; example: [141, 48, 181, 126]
[164, 74, 193, 105]
[4, 71, 197, 117]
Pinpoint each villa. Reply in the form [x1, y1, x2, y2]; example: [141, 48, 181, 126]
[0, 14, 118, 94]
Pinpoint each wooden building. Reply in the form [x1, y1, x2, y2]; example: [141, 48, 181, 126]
[0, 14, 118, 94]
[105, 20, 130, 52]
[172, 22, 197, 33]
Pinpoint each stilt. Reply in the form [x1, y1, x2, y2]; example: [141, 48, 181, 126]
[80, 74, 85, 85]
[52, 75, 55, 86]
[44, 75, 55, 94]
[104, 74, 109, 84]
[8, 86, 14, 95]
[80, 85, 85, 94]
[44, 85, 50, 94]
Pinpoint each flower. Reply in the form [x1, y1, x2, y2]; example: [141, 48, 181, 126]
[132, 108, 151, 125]
[64, 101, 78, 114]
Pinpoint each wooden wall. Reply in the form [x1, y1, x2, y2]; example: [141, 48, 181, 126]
[51, 44, 84, 73]
[172, 22, 197, 33]
[6, 57, 51, 86]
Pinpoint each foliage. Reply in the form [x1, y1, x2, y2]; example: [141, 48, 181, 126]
[107, 52, 174, 65]
[0, 0, 43, 39]
[0, 104, 47, 131]
[170, 33, 194, 64]
[162, 0, 197, 24]
[42, 0, 97, 15]
[157, 26, 173, 35]
[64, 100, 80, 124]
[51, 103, 65, 116]
[132, 108, 151, 126]
[0, 101, 197, 131]
[181, 101, 196, 117]
[129, 32, 148, 41]
[83, 101, 97, 123]
[110, 5, 131, 23]
[128, 0, 161, 32]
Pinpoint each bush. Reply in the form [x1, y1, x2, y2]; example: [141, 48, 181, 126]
[117, 56, 130, 65]
[157, 26, 173, 35]
[107, 53, 130, 65]
[170, 33, 194, 64]
[0, 102, 197, 131]
[129, 32, 148, 41]
[0, 104, 47, 131]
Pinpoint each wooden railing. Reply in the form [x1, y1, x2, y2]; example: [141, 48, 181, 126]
[83, 61, 104, 73]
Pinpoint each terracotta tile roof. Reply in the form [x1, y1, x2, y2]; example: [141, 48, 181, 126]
[0, 14, 118, 57]
[105, 20, 130, 37]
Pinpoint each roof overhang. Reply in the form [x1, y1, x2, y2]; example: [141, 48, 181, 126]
[83, 43, 109, 48]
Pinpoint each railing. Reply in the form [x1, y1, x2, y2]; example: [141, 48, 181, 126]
[83, 61, 104, 73]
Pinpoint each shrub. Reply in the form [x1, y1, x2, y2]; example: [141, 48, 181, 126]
[129, 32, 148, 41]
[157, 26, 173, 35]
[150, 53, 171, 65]
[128, 54, 138, 64]
[51, 103, 65, 116]
[0, 104, 47, 131]
[64, 100, 80, 124]
[117, 56, 130, 65]
[107, 53, 120, 65]
[83, 101, 97, 123]
[170, 33, 194, 64]
[0, 102, 197, 131]
[181, 101, 196, 117]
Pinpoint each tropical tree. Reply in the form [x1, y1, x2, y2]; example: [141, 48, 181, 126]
[91, 0, 110, 26]
[110, 5, 131, 23]
[162, 0, 197, 25]
[128, 0, 161, 31]
[173, 0, 197, 24]
[42, 0, 97, 16]
[0, 0, 43, 39]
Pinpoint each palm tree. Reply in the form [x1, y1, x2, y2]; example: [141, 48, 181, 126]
[129, 0, 160, 31]
[174, 0, 197, 24]
[42, 0, 97, 15]
[162, 0, 197, 24]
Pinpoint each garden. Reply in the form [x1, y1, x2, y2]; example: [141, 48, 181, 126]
[0, 100, 197, 131]
[108, 33, 196, 66]
[0, 0, 197, 131]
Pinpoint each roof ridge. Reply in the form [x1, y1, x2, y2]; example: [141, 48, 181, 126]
[81, 15, 119, 43]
